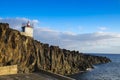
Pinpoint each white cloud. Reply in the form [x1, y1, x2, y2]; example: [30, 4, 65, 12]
[0, 17, 39, 30]
[34, 27, 120, 53]
[0, 17, 120, 53]
[98, 27, 107, 31]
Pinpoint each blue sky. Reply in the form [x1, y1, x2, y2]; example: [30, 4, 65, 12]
[1, 0, 120, 33]
[0, 0, 120, 53]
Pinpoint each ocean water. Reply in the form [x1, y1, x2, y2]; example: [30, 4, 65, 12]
[70, 54, 120, 80]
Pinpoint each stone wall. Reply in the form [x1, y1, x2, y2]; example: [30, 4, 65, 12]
[0, 65, 17, 75]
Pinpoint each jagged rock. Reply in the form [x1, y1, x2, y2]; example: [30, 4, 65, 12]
[0, 23, 111, 75]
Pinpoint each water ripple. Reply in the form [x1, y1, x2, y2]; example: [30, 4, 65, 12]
[70, 54, 120, 80]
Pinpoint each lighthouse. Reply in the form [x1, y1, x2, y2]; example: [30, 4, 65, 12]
[21, 21, 33, 37]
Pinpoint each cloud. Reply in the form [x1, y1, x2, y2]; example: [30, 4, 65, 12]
[98, 27, 107, 31]
[0, 17, 39, 30]
[34, 27, 120, 53]
[0, 17, 120, 53]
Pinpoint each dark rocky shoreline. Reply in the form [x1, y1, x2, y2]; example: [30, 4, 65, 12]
[0, 23, 111, 76]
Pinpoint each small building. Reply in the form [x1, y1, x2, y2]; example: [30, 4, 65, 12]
[21, 21, 33, 37]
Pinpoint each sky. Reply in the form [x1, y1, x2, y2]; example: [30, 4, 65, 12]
[0, 0, 120, 53]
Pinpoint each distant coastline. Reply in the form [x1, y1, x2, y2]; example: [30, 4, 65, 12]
[85, 53, 120, 55]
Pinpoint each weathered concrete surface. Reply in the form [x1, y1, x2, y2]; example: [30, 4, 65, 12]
[0, 23, 111, 75]
[0, 73, 57, 80]
[0, 69, 75, 80]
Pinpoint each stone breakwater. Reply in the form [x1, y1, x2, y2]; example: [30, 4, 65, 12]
[0, 23, 111, 75]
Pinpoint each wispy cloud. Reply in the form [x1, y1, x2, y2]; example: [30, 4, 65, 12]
[34, 27, 120, 53]
[0, 17, 120, 53]
[98, 27, 107, 31]
[0, 17, 39, 30]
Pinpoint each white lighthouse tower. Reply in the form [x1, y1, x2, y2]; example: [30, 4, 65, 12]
[21, 21, 33, 37]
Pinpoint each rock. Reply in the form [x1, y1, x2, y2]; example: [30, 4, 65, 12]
[0, 23, 111, 75]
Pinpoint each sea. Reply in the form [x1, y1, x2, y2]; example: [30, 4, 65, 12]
[70, 54, 120, 80]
